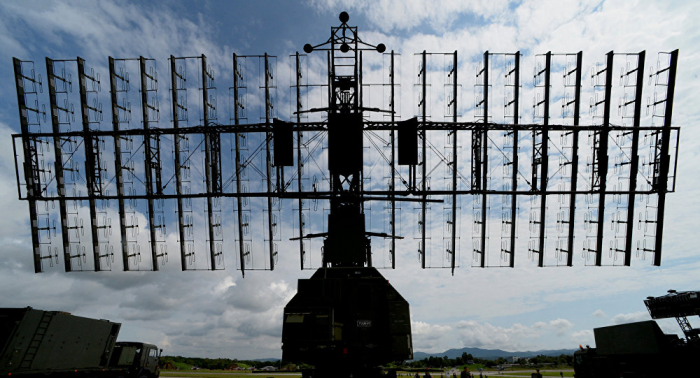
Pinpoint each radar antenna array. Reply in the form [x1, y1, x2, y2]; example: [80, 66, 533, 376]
[11, 15, 680, 274]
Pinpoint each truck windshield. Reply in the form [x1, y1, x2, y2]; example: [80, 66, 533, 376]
[111, 345, 141, 367]
[0, 309, 24, 347]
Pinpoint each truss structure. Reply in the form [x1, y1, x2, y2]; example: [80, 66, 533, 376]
[12, 16, 680, 275]
[645, 290, 700, 340]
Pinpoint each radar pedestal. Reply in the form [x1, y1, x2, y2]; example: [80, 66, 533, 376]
[282, 268, 411, 378]
[281, 13, 413, 376]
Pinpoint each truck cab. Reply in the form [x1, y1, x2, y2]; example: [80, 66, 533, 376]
[110, 342, 160, 378]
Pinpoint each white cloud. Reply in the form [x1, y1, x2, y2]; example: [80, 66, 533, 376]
[1, 0, 699, 360]
[0, 124, 35, 239]
[224, 276, 295, 313]
[214, 276, 237, 293]
[455, 320, 542, 351]
[429, 317, 574, 351]
[549, 318, 574, 336]
[532, 321, 548, 330]
[307, 0, 513, 33]
[611, 311, 651, 325]
[0, 1, 233, 78]
[570, 329, 593, 345]
[412, 320, 453, 352]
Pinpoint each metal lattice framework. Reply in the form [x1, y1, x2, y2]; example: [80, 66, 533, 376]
[11, 16, 680, 276]
[645, 290, 700, 340]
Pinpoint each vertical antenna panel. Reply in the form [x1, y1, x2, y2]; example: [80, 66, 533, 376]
[14, 58, 55, 273]
[649, 49, 678, 266]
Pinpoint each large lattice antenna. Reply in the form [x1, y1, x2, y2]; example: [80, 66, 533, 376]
[11, 16, 680, 275]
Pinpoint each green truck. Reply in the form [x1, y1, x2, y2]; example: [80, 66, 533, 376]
[573, 291, 700, 377]
[0, 307, 161, 378]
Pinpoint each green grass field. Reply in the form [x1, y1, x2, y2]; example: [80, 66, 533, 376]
[160, 368, 576, 378]
[162, 372, 299, 378]
[493, 371, 574, 377]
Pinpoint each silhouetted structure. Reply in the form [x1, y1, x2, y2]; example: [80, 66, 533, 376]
[11, 11, 681, 376]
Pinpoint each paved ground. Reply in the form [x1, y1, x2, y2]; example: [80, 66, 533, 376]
[161, 370, 576, 378]
[162, 374, 302, 377]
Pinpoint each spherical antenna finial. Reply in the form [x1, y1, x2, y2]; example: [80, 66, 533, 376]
[304, 44, 314, 53]
[376, 43, 386, 53]
[339, 11, 349, 23]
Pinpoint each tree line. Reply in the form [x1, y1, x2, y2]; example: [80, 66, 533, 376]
[404, 352, 572, 368]
[160, 355, 285, 370]
[160, 352, 573, 371]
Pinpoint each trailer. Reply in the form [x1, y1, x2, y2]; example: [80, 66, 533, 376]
[0, 307, 160, 378]
[573, 291, 700, 377]
[282, 267, 412, 378]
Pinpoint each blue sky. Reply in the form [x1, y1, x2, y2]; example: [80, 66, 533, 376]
[1, 0, 699, 359]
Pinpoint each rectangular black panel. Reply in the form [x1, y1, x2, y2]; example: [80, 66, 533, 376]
[397, 117, 418, 165]
[273, 118, 294, 166]
[325, 210, 366, 265]
[328, 112, 363, 175]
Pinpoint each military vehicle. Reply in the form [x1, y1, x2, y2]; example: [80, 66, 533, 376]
[0, 307, 161, 378]
[573, 291, 700, 377]
[282, 267, 412, 378]
[279, 12, 413, 378]
[8, 8, 682, 378]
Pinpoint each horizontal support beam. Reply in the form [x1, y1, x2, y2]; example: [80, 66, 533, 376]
[18, 189, 671, 202]
[12, 122, 681, 138]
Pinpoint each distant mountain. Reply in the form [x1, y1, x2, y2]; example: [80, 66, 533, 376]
[251, 358, 280, 362]
[412, 347, 576, 361]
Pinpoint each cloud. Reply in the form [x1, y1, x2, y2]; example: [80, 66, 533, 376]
[455, 320, 542, 351]
[411, 320, 453, 352]
[120, 290, 180, 312]
[1, 0, 700, 360]
[532, 321, 548, 330]
[447, 317, 576, 350]
[549, 319, 573, 336]
[121, 310, 170, 322]
[224, 276, 295, 313]
[307, 0, 513, 33]
[570, 330, 593, 345]
[0, 1, 233, 83]
[611, 311, 651, 325]
[236, 311, 284, 338]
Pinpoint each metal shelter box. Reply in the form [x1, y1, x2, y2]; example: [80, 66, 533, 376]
[282, 267, 412, 369]
[0, 307, 121, 374]
[593, 320, 668, 355]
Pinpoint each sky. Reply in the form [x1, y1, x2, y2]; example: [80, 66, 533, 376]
[1, 0, 700, 360]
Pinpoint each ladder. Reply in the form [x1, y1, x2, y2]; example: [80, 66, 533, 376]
[676, 316, 700, 341]
[19, 311, 54, 369]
